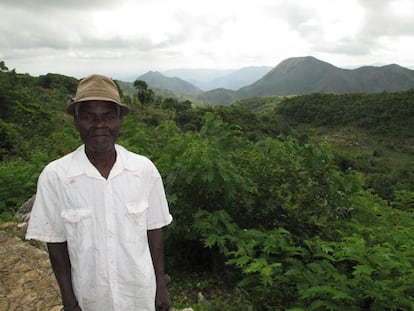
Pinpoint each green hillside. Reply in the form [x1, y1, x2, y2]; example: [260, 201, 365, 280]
[197, 56, 414, 105]
[138, 71, 203, 95]
[1, 65, 414, 310]
[238, 56, 414, 98]
[115, 57, 414, 106]
[196, 87, 238, 105]
[274, 92, 414, 199]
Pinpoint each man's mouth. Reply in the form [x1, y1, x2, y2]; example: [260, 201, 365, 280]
[90, 133, 108, 137]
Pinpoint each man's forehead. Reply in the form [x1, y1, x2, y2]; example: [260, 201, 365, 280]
[79, 101, 118, 112]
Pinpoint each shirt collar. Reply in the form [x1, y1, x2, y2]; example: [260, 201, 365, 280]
[112, 144, 144, 174]
[66, 144, 137, 179]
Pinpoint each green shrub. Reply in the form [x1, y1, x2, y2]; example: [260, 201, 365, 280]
[0, 159, 39, 218]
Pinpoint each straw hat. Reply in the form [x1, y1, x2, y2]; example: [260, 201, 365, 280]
[66, 74, 130, 116]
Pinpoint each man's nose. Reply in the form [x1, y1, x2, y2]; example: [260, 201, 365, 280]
[94, 115, 107, 127]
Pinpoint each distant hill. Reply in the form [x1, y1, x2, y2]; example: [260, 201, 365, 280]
[196, 88, 238, 106]
[137, 71, 203, 96]
[162, 68, 234, 89]
[237, 56, 414, 98]
[163, 66, 272, 90]
[197, 56, 414, 105]
[115, 80, 136, 96]
[122, 56, 414, 105]
[205, 66, 272, 90]
[350, 64, 414, 92]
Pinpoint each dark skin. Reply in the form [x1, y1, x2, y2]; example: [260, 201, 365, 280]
[148, 228, 171, 311]
[47, 100, 171, 311]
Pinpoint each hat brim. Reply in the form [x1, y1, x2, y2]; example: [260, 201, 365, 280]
[66, 98, 130, 116]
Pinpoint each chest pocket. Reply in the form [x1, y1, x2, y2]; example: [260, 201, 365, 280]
[61, 208, 93, 250]
[125, 201, 148, 243]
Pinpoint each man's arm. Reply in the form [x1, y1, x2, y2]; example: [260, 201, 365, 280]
[47, 242, 81, 311]
[147, 228, 171, 311]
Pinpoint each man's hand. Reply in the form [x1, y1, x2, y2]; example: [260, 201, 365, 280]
[47, 242, 80, 311]
[61, 301, 82, 310]
[148, 229, 171, 310]
[155, 283, 171, 310]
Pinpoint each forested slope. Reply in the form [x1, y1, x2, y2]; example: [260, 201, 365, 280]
[274, 92, 414, 199]
[1, 67, 414, 310]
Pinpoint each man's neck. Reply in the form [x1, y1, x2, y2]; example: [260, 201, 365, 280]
[85, 148, 117, 179]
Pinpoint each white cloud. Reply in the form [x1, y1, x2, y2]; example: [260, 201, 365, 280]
[0, 0, 413, 80]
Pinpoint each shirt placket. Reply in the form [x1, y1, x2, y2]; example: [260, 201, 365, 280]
[105, 180, 119, 309]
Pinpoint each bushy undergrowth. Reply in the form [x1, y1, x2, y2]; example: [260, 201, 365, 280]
[148, 114, 414, 310]
[1, 68, 414, 310]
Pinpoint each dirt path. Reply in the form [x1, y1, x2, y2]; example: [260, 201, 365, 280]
[0, 223, 62, 311]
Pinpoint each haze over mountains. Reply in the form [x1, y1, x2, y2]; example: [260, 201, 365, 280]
[139, 71, 203, 95]
[134, 56, 414, 105]
[163, 66, 273, 91]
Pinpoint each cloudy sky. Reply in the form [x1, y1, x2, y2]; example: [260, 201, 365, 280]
[1, 0, 413, 80]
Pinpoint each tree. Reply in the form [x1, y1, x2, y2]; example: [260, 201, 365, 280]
[133, 80, 154, 111]
[161, 98, 193, 125]
[0, 60, 8, 72]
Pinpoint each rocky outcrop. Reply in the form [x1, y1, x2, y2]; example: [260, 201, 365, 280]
[0, 223, 62, 311]
[15, 195, 35, 222]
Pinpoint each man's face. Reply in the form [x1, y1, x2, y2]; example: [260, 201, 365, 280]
[75, 101, 123, 153]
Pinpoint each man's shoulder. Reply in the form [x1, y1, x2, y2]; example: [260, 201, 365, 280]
[41, 146, 82, 175]
[116, 145, 157, 171]
[116, 144, 151, 161]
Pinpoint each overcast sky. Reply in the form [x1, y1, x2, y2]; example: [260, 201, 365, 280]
[1, 0, 413, 81]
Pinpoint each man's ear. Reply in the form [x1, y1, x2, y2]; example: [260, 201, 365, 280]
[119, 116, 124, 131]
[73, 117, 81, 131]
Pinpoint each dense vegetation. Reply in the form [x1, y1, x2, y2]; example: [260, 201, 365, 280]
[1, 64, 414, 310]
[275, 92, 414, 200]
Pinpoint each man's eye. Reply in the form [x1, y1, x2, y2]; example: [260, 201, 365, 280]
[104, 113, 117, 121]
[81, 113, 96, 121]
[79, 112, 117, 122]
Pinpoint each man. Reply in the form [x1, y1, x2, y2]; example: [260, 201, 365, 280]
[26, 74, 173, 311]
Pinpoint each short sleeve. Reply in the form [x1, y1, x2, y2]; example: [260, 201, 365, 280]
[25, 166, 67, 242]
[146, 166, 173, 230]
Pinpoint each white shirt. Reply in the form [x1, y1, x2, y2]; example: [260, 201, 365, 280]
[26, 144, 173, 311]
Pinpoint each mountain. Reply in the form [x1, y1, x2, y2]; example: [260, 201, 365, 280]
[350, 64, 414, 92]
[197, 88, 238, 106]
[163, 66, 272, 90]
[205, 66, 272, 90]
[137, 71, 202, 95]
[162, 68, 234, 89]
[127, 56, 414, 105]
[237, 56, 414, 98]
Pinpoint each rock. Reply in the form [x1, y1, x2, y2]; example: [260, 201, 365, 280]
[19, 195, 36, 214]
[197, 292, 206, 302]
[17, 222, 27, 228]
[0, 229, 61, 310]
[15, 195, 36, 222]
[0, 231, 9, 243]
[0, 222, 16, 230]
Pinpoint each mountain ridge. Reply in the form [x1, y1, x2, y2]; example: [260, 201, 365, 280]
[214, 56, 414, 104]
[137, 71, 203, 96]
[129, 56, 414, 105]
